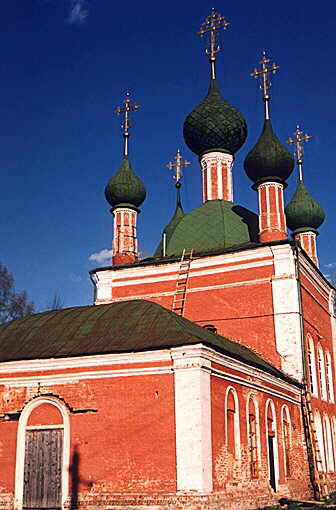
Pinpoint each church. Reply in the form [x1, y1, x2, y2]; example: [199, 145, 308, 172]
[0, 8, 335, 510]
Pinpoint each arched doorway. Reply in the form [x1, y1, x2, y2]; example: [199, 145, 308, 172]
[265, 400, 279, 491]
[15, 397, 70, 510]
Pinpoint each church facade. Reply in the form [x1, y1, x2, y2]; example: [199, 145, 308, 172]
[1, 9, 336, 510]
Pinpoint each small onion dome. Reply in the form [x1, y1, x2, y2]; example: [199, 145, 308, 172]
[154, 184, 184, 257]
[244, 119, 294, 185]
[183, 79, 247, 157]
[105, 155, 146, 209]
[285, 180, 325, 234]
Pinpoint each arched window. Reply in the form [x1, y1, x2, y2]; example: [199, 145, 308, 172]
[307, 334, 318, 396]
[315, 411, 326, 472]
[225, 387, 240, 461]
[15, 397, 70, 509]
[323, 416, 335, 472]
[247, 396, 259, 478]
[281, 406, 291, 477]
[318, 345, 328, 400]
[265, 399, 279, 491]
[325, 350, 334, 403]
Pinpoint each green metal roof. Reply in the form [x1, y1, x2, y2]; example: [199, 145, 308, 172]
[183, 79, 247, 157]
[161, 199, 258, 257]
[105, 155, 146, 208]
[244, 119, 294, 185]
[0, 299, 297, 384]
[285, 179, 325, 234]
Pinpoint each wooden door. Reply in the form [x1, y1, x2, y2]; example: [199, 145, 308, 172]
[23, 429, 63, 509]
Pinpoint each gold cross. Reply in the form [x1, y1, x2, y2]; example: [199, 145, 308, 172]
[251, 51, 279, 120]
[167, 150, 190, 183]
[115, 92, 140, 156]
[197, 8, 230, 80]
[288, 125, 312, 180]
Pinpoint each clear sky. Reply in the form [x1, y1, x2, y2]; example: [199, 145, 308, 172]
[1, 0, 335, 311]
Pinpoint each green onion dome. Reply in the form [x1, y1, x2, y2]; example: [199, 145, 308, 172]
[244, 119, 294, 185]
[154, 200, 258, 257]
[285, 180, 325, 234]
[154, 186, 185, 257]
[105, 155, 146, 209]
[183, 79, 247, 157]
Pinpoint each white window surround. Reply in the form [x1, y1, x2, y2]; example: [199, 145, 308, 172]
[315, 411, 326, 472]
[323, 415, 335, 472]
[281, 405, 292, 477]
[224, 386, 241, 460]
[14, 396, 70, 510]
[318, 345, 328, 401]
[246, 395, 261, 469]
[325, 350, 335, 403]
[307, 334, 318, 397]
[265, 399, 280, 490]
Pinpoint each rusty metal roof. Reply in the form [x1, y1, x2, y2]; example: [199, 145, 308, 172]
[0, 299, 298, 384]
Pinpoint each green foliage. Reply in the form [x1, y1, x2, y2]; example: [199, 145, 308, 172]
[0, 264, 34, 323]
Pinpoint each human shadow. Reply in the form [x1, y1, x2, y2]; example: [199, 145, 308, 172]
[68, 445, 94, 510]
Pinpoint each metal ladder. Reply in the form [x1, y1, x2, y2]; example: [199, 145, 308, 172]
[301, 385, 328, 500]
[172, 249, 193, 316]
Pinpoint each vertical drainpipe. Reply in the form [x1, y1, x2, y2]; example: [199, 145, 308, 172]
[163, 232, 167, 257]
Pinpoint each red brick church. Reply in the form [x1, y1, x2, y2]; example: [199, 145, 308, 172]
[0, 9, 335, 510]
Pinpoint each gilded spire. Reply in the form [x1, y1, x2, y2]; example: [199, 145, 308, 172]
[167, 149, 191, 185]
[287, 125, 312, 181]
[250, 51, 279, 120]
[197, 8, 230, 80]
[114, 91, 140, 157]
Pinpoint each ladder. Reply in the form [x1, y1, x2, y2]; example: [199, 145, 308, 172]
[301, 385, 328, 500]
[172, 249, 193, 317]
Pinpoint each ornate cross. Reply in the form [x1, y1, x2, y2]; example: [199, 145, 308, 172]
[250, 51, 279, 120]
[197, 8, 230, 80]
[167, 150, 190, 184]
[288, 125, 312, 181]
[115, 92, 140, 156]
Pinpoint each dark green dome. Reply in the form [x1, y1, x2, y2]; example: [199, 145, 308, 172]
[285, 180, 325, 234]
[183, 79, 247, 157]
[156, 200, 258, 257]
[154, 188, 185, 257]
[244, 119, 294, 184]
[105, 155, 146, 209]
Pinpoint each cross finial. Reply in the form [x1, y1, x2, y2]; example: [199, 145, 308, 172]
[167, 149, 191, 185]
[114, 91, 140, 157]
[250, 51, 280, 120]
[287, 125, 312, 181]
[197, 8, 230, 80]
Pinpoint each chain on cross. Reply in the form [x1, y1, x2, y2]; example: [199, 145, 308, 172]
[167, 150, 190, 184]
[250, 51, 279, 119]
[115, 92, 140, 156]
[288, 125, 312, 180]
[197, 8, 230, 80]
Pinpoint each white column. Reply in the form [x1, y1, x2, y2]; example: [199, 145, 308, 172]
[172, 347, 213, 493]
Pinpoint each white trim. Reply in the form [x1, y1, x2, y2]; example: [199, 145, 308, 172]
[246, 395, 261, 468]
[315, 411, 326, 471]
[281, 404, 292, 477]
[307, 334, 318, 397]
[217, 158, 223, 199]
[15, 396, 70, 510]
[324, 415, 335, 472]
[26, 424, 64, 430]
[265, 399, 280, 491]
[318, 344, 328, 401]
[224, 386, 241, 459]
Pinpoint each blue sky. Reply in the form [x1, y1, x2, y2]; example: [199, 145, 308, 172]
[1, 0, 335, 311]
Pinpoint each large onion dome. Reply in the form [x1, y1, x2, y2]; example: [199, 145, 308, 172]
[285, 180, 325, 234]
[244, 119, 294, 185]
[183, 79, 247, 157]
[154, 200, 258, 257]
[105, 155, 146, 209]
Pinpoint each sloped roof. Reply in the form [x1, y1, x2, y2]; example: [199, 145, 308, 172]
[0, 299, 297, 384]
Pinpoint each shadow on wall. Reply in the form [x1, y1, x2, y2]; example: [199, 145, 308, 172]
[69, 445, 94, 510]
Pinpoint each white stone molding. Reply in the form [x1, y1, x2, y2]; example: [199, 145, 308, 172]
[14, 396, 70, 510]
[246, 394, 261, 464]
[323, 415, 335, 472]
[270, 245, 303, 380]
[200, 152, 233, 202]
[172, 350, 213, 492]
[307, 334, 318, 397]
[281, 404, 292, 477]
